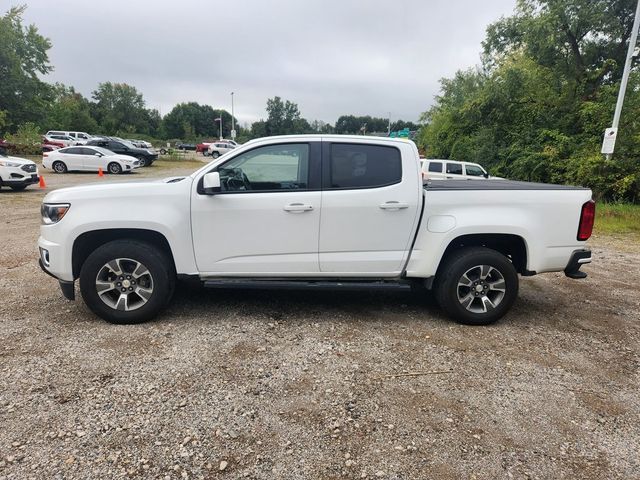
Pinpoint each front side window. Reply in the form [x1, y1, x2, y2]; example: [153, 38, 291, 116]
[428, 162, 442, 173]
[446, 163, 463, 175]
[465, 164, 485, 177]
[329, 143, 401, 189]
[218, 143, 309, 192]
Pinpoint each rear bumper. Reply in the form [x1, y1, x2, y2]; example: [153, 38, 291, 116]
[564, 249, 591, 279]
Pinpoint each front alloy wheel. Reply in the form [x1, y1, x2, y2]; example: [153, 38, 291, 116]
[95, 258, 154, 311]
[79, 240, 175, 324]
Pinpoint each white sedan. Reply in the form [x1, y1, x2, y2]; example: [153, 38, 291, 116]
[43, 146, 141, 174]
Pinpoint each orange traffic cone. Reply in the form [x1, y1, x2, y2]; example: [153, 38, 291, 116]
[39, 176, 46, 189]
[98, 167, 104, 177]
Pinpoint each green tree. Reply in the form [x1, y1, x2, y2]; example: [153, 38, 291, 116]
[419, 0, 640, 202]
[46, 83, 98, 133]
[91, 82, 155, 135]
[162, 102, 237, 140]
[0, 5, 53, 132]
[265, 96, 306, 135]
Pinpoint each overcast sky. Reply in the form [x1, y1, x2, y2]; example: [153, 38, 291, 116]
[21, 0, 517, 125]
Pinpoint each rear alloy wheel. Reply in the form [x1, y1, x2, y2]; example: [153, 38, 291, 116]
[108, 162, 123, 174]
[80, 240, 175, 324]
[434, 247, 518, 325]
[138, 156, 149, 167]
[52, 161, 67, 173]
[212, 151, 220, 159]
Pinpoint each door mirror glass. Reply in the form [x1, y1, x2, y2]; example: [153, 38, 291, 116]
[203, 171, 221, 194]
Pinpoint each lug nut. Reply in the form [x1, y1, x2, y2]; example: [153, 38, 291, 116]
[121, 288, 126, 292]
[117, 282, 121, 286]
[129, 287, 133, 291]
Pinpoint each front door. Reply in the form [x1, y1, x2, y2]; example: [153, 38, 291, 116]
[191, 141, 322, 275]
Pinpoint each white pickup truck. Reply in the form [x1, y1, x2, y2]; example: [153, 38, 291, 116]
[38, 135, 595, 326]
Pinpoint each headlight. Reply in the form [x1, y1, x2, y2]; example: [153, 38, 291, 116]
[41, 203, 70, 225]
[0, 160, 22, 167]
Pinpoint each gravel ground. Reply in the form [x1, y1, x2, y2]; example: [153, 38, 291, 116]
[1, 165, 639, 479]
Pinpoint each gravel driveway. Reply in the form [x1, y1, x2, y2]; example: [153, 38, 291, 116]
[1, 166, 639, 479]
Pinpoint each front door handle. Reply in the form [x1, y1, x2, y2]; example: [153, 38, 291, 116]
[284, 203, 314, 212]
[379, 201, 409, 210]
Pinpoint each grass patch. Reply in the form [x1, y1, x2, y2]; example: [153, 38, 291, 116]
[153, 158, 204, 171]
[594, 203, 640, 237]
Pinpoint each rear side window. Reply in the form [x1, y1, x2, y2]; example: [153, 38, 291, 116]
[428, 162, 442, 173]
[446, 163, 463, 175]
[64, 147, 84, 155]
[329, 143, 401, 189]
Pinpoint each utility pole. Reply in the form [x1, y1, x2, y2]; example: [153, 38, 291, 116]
[388, 112, 391, 136]
[603, 0, 640, 159]
[231, 92, 236, 140]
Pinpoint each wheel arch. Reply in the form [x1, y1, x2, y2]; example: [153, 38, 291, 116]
[437, 233, 529, 276]
[72, 229, 176, 279]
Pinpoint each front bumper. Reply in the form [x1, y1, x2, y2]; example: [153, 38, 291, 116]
[0, 171, 39, 187]
[38, 258, 75, 300]
[564, 249, 591, 279]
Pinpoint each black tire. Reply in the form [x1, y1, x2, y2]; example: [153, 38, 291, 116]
[107, 162, 122, 174]
[52, 161, 67, 173]
[434, 247, 518, 325]
[212, 151, 220, 159]
[160, 148, 167, 155]
[137, 156, 149, 167]
[79, 240, 176, 324]
[10, 185, 27, 191]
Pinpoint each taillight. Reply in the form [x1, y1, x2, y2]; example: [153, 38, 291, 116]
[43, 153, 48, 157]
[577, 200, 595, 241]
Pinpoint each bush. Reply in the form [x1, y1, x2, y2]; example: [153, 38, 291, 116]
[4, 123, 42, 155]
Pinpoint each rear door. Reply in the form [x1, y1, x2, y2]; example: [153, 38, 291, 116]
[319, 140, 421, 275]
[81, 147, 104, 171]
[445, 162, 463, 179]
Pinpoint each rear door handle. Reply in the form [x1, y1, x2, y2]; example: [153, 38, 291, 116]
[379, 201, 409, 210]
[284, 203, 314, 212]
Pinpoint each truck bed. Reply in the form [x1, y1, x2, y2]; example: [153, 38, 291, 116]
[424, 179, 590, 191]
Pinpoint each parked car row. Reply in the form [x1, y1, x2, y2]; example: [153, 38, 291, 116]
[85, 137, 158, 166]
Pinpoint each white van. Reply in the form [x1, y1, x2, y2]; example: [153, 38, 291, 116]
[422, 159, 495, 180]
[45, 131, 92, 142]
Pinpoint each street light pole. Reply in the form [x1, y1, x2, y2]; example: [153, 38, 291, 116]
[388, 112, 391, 136]
[603, 0, 640, 158]
[231, 92, 235, 140]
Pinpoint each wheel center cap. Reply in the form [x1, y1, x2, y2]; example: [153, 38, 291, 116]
[122, 279, 131, 288]
[475, 284, 483, 292]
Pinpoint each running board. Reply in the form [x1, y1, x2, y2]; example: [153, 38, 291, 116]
[202, 279, 412, 291]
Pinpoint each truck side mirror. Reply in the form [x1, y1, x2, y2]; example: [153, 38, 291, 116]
[203, 171, 221, 194]
[484, 172, 489, 178]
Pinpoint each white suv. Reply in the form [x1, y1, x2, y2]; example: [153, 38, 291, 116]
[46, 131, 92, 142]
[422, 159, 495, 180]
[0, 149, 39, 191]
[207, 142, 235, 158]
